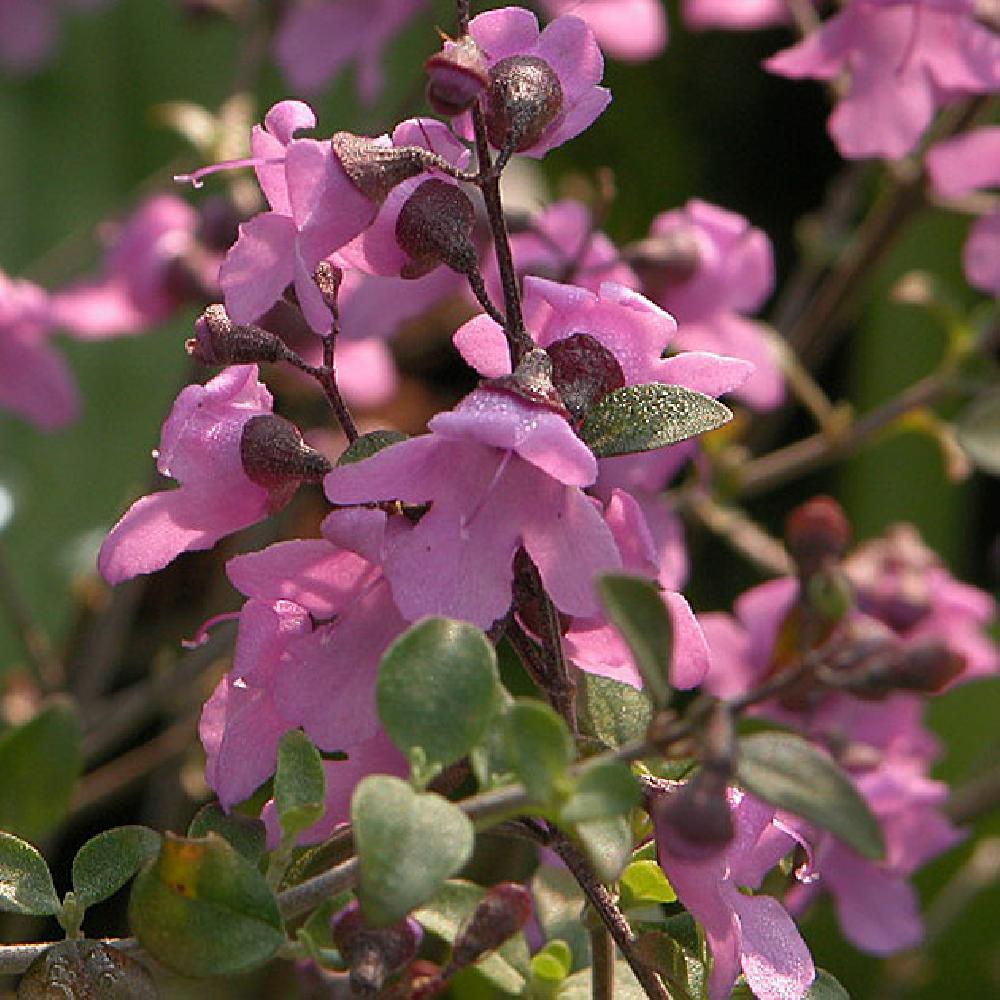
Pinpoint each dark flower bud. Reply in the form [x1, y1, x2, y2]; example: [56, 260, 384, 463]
[482, 348, 571, 417]
[240, 414, 332, 510]
[426, 34, 489, 117]
[547, 333, 626, 423]
[313, 260, 343, 312]
[626, 229, 703, 286]
[653, 768, 734, 862]
[18, 939, 156, 999]
[484, 55, 564, 152]
[513, 546, 573, 637]
[187, 304, 289, 366]
[890, 640, 965, 694]
[395, 179, 478, 279]
[450, 883, 533, 970]
[331, 132, 428, 204]
[785, 496, 852, 580]
[331, 902, 423, 997]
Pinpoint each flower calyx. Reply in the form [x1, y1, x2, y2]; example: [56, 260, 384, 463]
[240, 413, 332, 510]
[331, 902, 423, 997]
[484, 55, 564, 153]
[426, 33, 489, 117]
[331, 132, 428, 205]
[395, 179, 478, 279]
[187, 304, 290, 366]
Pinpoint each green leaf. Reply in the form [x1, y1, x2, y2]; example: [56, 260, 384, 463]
[573, 814, 633, 884]
[501, 700, 575, 808]
[735, 731, 885, 861]
[353, 776, 473, 926]
[956, 388, 1000, 474]
[275, 729, 326, 838]
[0, 831, 59, 916]
[414, 879, 530, 995]
[596, 575, 673, 708]
[532, 940, 572, 981]
[619, 861, 676, 910]
[187, 803, 267, 864]
[531, 866, 589, 971]
[377, 618, 501, 781]
[71, 826, 162, 910]
[0, 699, 82, 841]
[579, 383, 732, 458]
[807, 969, 852, 999]
[560, 759, 641, 825]
[576, 673, 653, 749]
[634, 931, 700, 1000]
[129, 832, 285, 977]
[337, 429, 408, 465]
[559, 961, 648, 1000]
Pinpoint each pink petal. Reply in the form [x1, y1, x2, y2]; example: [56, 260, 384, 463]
[663, 591, 711, 689]
[453, 314, 513, 377]
[220, 212, 296, 325]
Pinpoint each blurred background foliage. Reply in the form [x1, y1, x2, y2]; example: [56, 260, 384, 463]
[0, 1, 996, 997]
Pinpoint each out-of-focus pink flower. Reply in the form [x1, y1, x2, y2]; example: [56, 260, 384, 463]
[682, 0, 787, 30]
[274, 0, 426, 101]
[0, 269, 79, 430]
[540, 0, 667, 61]
[655, 787, 816, 1000]
[641, 199, 781, 410]
[52, 195, 206, 339]
[926, 128, 1000, 296]
[766, 0, 1000, 160]
[0, 0, 109, 74]
[324, 387, 621, 628]
[457, 6, 611, 157]
[98, 366, 293, 584]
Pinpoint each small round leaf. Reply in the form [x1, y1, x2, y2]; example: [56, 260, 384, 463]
[377, 618, 501, 777]
[560, 759, 641, 825]
[72, 826, 162, 910]
[129, 832, 284, 977]
[501, 700, 575, 808]
[337, 430, 408, 465]
[0, 832, 59, 916]
[353, 775, 474, 926]
[275, 729, 326, 838]
[187, 803, 267, 864]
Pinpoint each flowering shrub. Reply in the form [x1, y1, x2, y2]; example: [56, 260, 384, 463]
[0, 2, 997, 999]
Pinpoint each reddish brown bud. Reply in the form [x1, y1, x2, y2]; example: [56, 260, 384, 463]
[395, 179, 478, 279]
[547, 333, 626, 423]
[653, 769, 734, 861]
[426, 35, 489, 117]
[240, 414, 332, 505]
[18, 939, 156, 999]
[332, 903, 423, 997]
[484, 55, 564, 152]
[451, 883, 533, 970]
[482, 348, 571, 418]
[891, 640, 965, 694]
[312, 261, 343, 312]
[785, 496, 852, 579]
[187, 304, 288, 366]
[331, 132, 428, 204]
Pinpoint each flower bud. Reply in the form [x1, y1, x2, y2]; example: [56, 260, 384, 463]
[331, 902, 423, 996]
[482, 349, 570, 418]
[331, 132, 428, 204]
[18, 939, 156, 999]
[785, 496, 851, 580]
[450, 883, 533, 970]
[187, 304, 289, 366]
[889, 640, 965, 695]
[312, 260, 343, 312]
[426, 35, 489, 117]
[240, 414, 332, 506]
[395, 179, 478, 279]
[484, 55, 564, 152]
[653, 768, 734, 861]
[547, 333, 626, 423]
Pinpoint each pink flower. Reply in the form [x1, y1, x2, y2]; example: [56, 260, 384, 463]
[655, 787, 816, 1000]
[766, 0, 1000, 160]
[562, 489, 711, 690]
[0, 269, 79, 430]
[0, 0, 109, 74]
[52, 195, 206, 339]
[539, 1, 667, 61]
[682, 0, 788, 30]
[274, 0, 426, 101]
[457, 6, 611, 157]
[323, 387, 622, 628]
[641, 199, 781, 410]
[204, 507, 409, 837]
[98, 366, 298, 584]
[218, 101, 386, 334]
[926, 127, 1000, 296]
